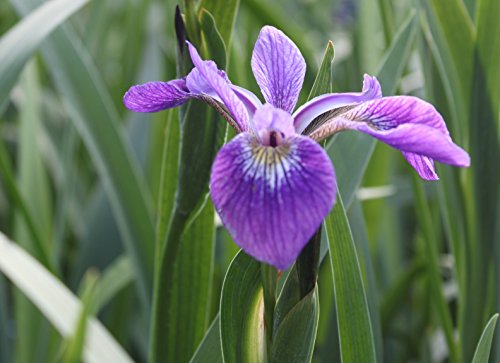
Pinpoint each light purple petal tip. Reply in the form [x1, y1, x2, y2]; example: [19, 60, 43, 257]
[293, 74, 382, 133]
[210, 133, 336, 269]
[123, 79, 190, 112]
[251, 26, 306, 113]
[402, 152, 439, 180]
[187, 41, 249, 132]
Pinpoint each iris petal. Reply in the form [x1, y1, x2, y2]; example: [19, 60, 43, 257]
[293, 74, 382, 133]
[123, 79, 190, 112]
[187, 42, 250, 132]
[402, 152, 439, 180]
[210, 133, 336, 269]
[307, 95, 470, 178]
[251, 26, 306, 113]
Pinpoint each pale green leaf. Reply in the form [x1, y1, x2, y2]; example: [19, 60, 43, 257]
[0, 0, 89, 114]
[0, 231, 133, 363]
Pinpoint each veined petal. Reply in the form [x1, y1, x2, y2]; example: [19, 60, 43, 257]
[293, 74, 382, 133]
[307, 95, 470, 177]
[251, 26, 306, 113]
[402, 152, 439, 180]
[231, 85, 263, 117]
[123, 79, 190, 112]
[187, 42, 250, 132]
[210, 133, 336, 269]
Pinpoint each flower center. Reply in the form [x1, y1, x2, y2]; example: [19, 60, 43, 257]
[259, 129, 285, 147]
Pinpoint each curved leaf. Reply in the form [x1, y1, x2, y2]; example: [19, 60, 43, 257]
[220, 251, 265, 363]
[472, 314, 499, 363]
[0, 231, 133, 363]
[0, 0, 89, 114]
[325, 195, 377, 363]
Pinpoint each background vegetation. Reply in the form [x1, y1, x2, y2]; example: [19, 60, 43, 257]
[0, 0, 499, 362]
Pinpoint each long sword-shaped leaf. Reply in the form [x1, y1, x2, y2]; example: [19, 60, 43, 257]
[325, 194, 376, 363]
[0, 231, 133, 363]
[220, 251, 265, 363]
[11, 0, 156, 307]
[0, 0, 89, 114]
[471, 314, 499, 363]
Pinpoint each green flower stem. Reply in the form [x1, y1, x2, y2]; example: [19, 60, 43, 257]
[261, 263, 278, 359]
[149, 209, 189, 363]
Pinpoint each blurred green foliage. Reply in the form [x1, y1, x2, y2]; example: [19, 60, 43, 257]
[0, 0, 499, 362]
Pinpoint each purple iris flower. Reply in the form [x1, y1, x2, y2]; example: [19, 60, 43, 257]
[123, 26, 470, 269]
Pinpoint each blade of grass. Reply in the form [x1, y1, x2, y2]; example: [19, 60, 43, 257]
[0, 0, 90, 114]
[412, 175, 459, 363]
[0, 231, 133, 363]
[11, 0, 156, 308]
[325, 194, 376, 363]
[472, 314, 499, 363]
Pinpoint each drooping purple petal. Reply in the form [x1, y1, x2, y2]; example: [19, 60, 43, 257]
[123, 79, 190, 112]
[251, 26, 306, 113]
[210, 133, 336, 269]
[187, 42, 250, 132]
[306, 95, 470, 176]
[293, 74, 382, 133]
[402, 152, 439, 180]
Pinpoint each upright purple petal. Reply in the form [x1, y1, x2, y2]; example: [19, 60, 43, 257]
[187, 42, 250, 132]
[123, 79, 190, 112]
[210, 133, 336, 269]
[251, 26, 306, 113]
[293, 74, 382, 133]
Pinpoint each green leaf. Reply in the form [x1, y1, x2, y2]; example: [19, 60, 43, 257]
[0, 0, 89, 115]
[325, 194, 376, 363]
[220, 251, 265, 363]
[189, 316, 222, 363]
[0, 231, 133, 362]
[62, 270, 99, 363]
[95, 256, 134, 312]
[472, 314, 499, 363]
[412, 176, 459, 362]
[165, 200, 216, 362]
[428, 0, 475, 106]
[199, 0, 239, 46]
[200, 9, 227, 68]
[308, 41, 334, 99]
[271, 288, 319, 363]
[11, 0, 156, 308]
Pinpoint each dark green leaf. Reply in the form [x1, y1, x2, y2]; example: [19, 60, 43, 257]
[271, 288, 319, 363]
[325, 194, 376, 363]
[220, 251, 265, 363]
[199, 0, 239, 46]
[200, 9, 227, 68]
